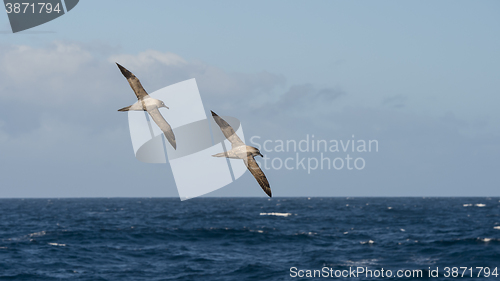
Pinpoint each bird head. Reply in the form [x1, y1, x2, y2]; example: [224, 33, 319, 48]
[254, 147, 264, 157]
[247, 146, 263, 157]
[160, 101, 169, 109]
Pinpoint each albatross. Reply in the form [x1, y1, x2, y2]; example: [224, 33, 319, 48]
[211, 111, 271, 197]
[116, 63, 176, 149]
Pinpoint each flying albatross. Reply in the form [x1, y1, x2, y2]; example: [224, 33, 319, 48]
[211, 111, 271, 197]
[116, 63, 176, 149]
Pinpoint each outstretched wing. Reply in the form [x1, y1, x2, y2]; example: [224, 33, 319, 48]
[148, 107, 177, 150]
[211, 111, 245, 148]
[116, 63, 149, 100]
[244, 155, 272, 197]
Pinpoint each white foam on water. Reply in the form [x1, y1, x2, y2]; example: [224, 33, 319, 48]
[340, 258, 379, 267]
[493, 226, 500, 230]
[360, 240, 374, 244]
[260, 212, 292, 217]
[48, 243, 66, 246]
[475, 204, 486, 207]
[296, 232, 316, 236]
[29, 231, 46, 237]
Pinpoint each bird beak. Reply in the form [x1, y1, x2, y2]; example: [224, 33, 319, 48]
[259, 153, 264, 157]
[163, 105, 169, 109]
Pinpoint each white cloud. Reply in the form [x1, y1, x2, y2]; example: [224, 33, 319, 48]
[109, 49, 186, 69]
[1, 41, 92, 82]
[0, 42, 291, 197]
[109, 49, 286, 104]
[0, 41, 116, 107]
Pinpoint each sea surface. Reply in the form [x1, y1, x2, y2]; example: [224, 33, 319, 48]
[1, 197, 500, 280]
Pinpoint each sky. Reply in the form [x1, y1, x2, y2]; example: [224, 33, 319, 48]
[0, 1, 499, 198]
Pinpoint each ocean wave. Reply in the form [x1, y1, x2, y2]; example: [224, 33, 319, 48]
[429, 237, 500, 246]
[1, 198, 499, 280]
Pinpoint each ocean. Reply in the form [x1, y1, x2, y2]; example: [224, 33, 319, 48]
[0, 197, 499, 280]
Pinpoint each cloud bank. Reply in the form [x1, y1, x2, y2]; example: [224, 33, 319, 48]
[0, 41, 498, 197]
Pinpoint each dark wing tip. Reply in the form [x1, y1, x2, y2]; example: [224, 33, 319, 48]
[211, 110, 218, 117]
[116, 62, 133, 79]
[164, 132, 176, 150]
[163, 128, 177, 150]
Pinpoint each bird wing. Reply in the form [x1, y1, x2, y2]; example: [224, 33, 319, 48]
[244, 155, 272, 197]
[148, 107, 177, 149]
[116, 63, 149, 100]
[211, 111, 245, 148]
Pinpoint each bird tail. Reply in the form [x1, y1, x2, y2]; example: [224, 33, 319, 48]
[118, 105, 132, 112]
[212, 152, 229, 158]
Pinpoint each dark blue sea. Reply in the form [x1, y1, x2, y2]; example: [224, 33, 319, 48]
[1, 198, 500, 280]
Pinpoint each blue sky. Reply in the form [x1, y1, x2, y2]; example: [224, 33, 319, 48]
[0, 1, 499, 197]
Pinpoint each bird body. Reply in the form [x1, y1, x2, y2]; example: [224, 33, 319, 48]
[118, 96, 167, 112]
[213, 145, 262, 159]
